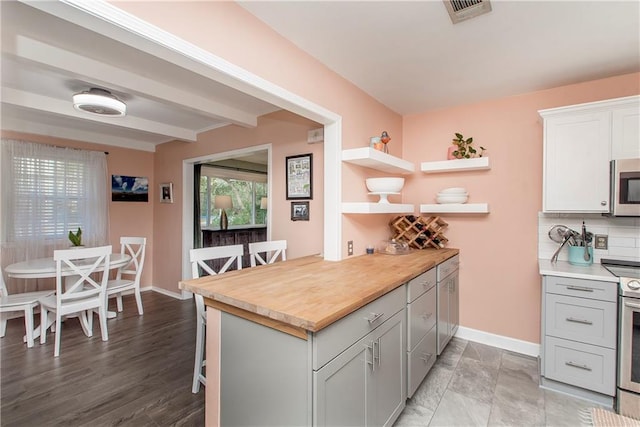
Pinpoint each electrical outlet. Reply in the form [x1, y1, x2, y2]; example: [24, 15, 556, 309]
[594, 234, 608, 250]
[347, 240, 354, 256]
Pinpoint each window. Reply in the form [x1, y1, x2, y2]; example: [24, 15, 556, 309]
[199, 165, 267, 228]
[1, 139, 108, 246]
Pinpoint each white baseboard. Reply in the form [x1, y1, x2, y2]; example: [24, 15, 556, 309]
[150, 286, 191, 300]
[455, 326, 540, 357]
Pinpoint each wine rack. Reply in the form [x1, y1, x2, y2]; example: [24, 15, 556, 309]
[389, 215, 449, 249]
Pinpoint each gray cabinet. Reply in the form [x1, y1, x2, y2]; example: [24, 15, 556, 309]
[218, 283, 407, 426]
[437, 255, 459, 355]
[314, 286, 406, 427]
[541, 275, 617, 398]
[406, 267, 437, 397]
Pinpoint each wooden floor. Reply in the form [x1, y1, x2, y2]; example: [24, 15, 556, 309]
[0, 292, 205, 426]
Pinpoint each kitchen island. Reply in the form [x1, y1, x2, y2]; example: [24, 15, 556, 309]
[180, 248, 458, 426]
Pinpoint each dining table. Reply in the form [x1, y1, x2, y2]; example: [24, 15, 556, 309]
[4, 252, 132, 341]
[5, 253, 131, 280]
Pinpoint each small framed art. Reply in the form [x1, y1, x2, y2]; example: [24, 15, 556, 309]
[291, 201, 309, 221]
[160, 182, 173, 204]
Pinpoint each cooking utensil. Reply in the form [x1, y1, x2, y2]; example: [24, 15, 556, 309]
[550, 228, 576, 263]
[548, 225, 570, 243]
[582, 221, 590, 262]
[548, 225, 579, 246]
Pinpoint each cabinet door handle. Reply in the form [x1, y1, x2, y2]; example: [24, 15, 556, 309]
[366, 341, 375, 371]
[365, 312, 384, 323]
[420, 353, 433, 363]
[566, 317, 593, 325]
[565, 285, 594, 292]
[565, 361, 592, 371]
[421, 280, 433, 288]
[375, 339, 381, 366]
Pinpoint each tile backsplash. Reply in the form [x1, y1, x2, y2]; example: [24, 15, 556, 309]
[538, 213, 640, 262]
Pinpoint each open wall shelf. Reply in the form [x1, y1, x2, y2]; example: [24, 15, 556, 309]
[342, 203, 415, 214]
[342, 147, 415, 174]
[420, 203, 490, 214]
[420, 157, 490, 173]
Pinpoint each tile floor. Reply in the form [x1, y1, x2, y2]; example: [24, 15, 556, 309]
[395, 337, 605, 426]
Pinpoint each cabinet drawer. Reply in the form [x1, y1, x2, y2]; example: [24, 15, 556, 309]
[437, 255, 459, 282]
[544, 336, 616, 396]
[407, 326, 436, 398]
[544, 276, 617, 302]
[407, 286, 436, 350]
[312, 285, 405, 370]
[545, 293, 617, 348]
[407, 267, 436, 302]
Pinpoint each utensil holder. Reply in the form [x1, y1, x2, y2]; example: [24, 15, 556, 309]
[568, 245, 593, 266]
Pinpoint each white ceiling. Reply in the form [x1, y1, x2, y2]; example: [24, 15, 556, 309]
[0, 1, 280, 152]
[2, 1, 638, 152]
[239, 0, 640, 114]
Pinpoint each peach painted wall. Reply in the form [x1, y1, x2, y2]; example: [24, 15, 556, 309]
[402, 72, 640, 344]
[113, 1, 403, 258]
[1, 130, 155, 289]
[152, 111, 324, 293]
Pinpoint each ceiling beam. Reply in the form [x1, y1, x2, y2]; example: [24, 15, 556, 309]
[9, 35, 259, 128]
[2, 88, 199, 142]
[1, 116, 158, 152]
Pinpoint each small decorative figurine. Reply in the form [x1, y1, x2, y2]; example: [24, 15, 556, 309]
[380, 131, 391, 153]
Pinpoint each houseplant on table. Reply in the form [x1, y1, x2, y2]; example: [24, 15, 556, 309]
[68, 227, 83, 247]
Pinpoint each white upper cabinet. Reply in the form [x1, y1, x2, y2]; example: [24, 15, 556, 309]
[539, 95, 639, 214]
[541, 110, 611, 213]
[611, 105, 640, 159]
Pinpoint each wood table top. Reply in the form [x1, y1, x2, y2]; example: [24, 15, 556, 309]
[179, 248, 459, 334]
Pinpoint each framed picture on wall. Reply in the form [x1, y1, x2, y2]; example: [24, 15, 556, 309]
[286, 153, 313, 200]
[111, 175, 149, 202]
[160, 182, 173, 204]
[291, 201, 309, 221]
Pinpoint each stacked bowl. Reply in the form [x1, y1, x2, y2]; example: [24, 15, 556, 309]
[436, 187, 468, 204]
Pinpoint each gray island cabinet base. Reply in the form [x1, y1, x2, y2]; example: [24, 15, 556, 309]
[179, 249, 460, 426]
[211, 285, 407, 427]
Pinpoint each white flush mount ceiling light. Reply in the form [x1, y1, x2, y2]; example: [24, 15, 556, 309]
[73, 88, 126, 117]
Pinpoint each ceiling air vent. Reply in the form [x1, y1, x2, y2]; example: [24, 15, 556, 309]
[443, 0, 492, 24]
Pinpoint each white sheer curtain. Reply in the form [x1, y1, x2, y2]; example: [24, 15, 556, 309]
[1, 139, 109, 293]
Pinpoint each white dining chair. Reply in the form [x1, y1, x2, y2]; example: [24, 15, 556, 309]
[39, 245, 112, 357]
[0, 272, 53, 348]
[106, 236, 146, 315]
[189, 244, 243, 393]
[249, 240, 287, 267]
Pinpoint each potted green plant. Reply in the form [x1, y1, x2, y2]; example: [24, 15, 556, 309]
[68, 227, 83, 247]
[449, 133, 486, 159]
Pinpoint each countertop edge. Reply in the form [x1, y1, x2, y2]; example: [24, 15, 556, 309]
[538, 259, 618, 282]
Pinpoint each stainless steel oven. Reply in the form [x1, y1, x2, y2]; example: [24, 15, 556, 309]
[602, 259, 640, 419]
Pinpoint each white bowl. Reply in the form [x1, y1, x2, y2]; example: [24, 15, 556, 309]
[365, 177, 405, 193]
[439, 187, 467, 194]
[436, 194, 468, 204]
[437, 191, 468, 197]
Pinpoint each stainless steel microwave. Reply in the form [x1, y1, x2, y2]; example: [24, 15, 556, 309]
[610, 158, 640, 217]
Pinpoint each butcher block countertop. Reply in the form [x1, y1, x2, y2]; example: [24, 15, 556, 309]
[180, 248, 458, 338]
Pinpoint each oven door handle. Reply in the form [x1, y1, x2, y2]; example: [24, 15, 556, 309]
[624, 301, 640, 309]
